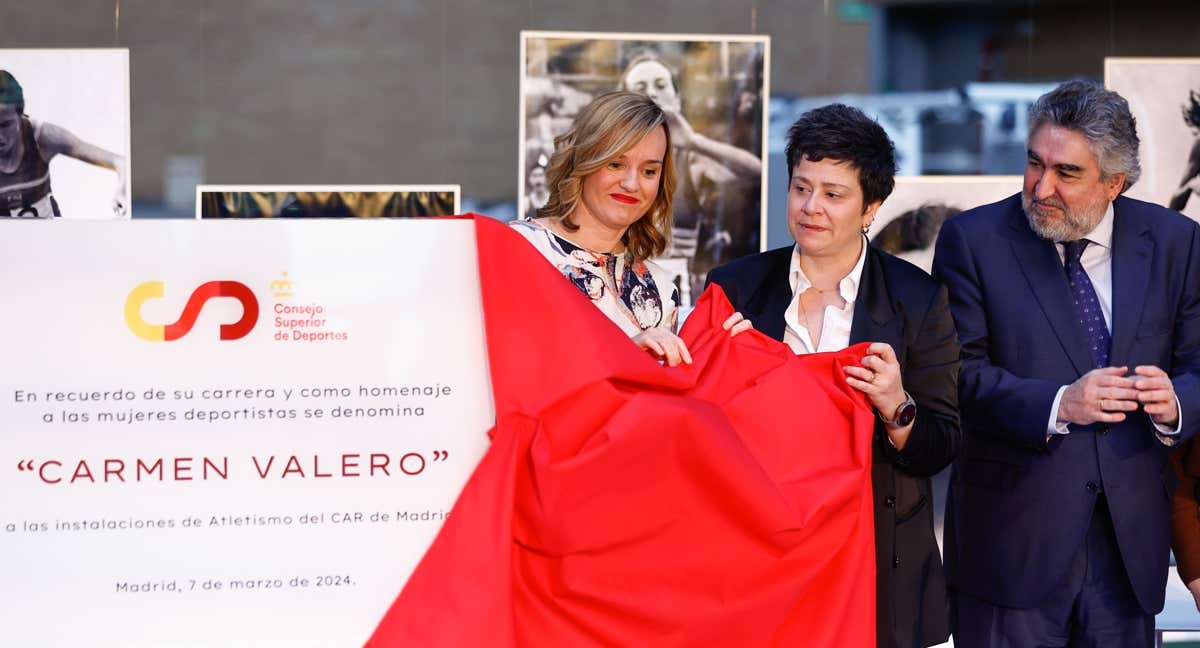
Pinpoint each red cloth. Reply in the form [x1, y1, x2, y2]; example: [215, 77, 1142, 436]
[367, 215, 877, 647]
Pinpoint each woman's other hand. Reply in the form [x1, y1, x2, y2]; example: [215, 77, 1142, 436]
[843, 342, 905, 412]
[633, 327, 693, 366]
[722, 312, 753, 337]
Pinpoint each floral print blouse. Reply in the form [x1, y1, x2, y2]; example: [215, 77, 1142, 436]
[510, 219, 681, 337]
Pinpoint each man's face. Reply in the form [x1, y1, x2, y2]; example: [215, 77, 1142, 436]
[1022, 124, 1124, 241]
[0, 105, 20, 159]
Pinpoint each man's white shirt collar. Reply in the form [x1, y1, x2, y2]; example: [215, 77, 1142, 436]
[1078, 202, 1114, 249]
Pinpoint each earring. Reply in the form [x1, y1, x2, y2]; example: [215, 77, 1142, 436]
[861, 222, 872, 235]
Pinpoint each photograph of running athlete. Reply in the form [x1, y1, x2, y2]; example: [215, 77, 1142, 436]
[0, 49, 130, 220]
[0, 70, 127, 218]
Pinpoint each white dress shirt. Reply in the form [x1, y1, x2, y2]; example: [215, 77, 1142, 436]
[783, 236, 868, 355]
[1045, 203, 1181, 442]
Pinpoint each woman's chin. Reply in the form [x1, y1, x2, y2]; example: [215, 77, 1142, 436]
[794, 229, 829, 249]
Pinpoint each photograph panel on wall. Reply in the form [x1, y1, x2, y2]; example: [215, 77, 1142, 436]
[867, 176, 1021, 274]
[1106, 57, 1200, 222]
[196, 185, 461, 219]
[0, 48, 130, 220]
[519, 30, 770, 306]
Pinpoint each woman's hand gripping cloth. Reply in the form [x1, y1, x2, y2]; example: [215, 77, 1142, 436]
[367, 215, 877, 647]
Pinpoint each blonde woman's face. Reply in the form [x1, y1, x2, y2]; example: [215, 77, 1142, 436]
[624, 61, 680, 114]
[573, 125, 668, 236]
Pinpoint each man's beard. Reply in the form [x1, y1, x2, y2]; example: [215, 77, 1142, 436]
[1022, 191, 1109, 242]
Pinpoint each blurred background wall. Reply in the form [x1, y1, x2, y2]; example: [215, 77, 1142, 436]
[0, 0, 1196, 222]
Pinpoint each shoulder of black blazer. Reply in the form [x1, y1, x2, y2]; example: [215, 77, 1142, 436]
[705, 246, 792, 306]
[705, 246, 794, 340]
[706, 243, 946, 344]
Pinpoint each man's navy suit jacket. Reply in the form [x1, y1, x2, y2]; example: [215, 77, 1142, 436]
[932, 193, 1200, 613]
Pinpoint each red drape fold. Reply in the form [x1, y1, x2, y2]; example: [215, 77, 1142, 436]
[367, 215, 876, 647]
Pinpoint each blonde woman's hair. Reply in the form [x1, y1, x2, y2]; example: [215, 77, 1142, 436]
[537, 91, 675, 261]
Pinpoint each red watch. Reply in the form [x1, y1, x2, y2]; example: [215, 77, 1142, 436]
[880, 392, 916, 428]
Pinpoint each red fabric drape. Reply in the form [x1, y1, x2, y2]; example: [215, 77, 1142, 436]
[367, 215, 876, 647]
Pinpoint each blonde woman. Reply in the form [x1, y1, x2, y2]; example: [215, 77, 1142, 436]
[511, 91, 749, 365]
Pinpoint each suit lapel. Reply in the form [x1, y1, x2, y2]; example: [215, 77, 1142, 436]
[849, 247, 900, 349]
[745, 245, 905, 348]
[741, 248, 793, 342]
[1005, 209, 1093, 376]
[1109, 198, 1153, 366]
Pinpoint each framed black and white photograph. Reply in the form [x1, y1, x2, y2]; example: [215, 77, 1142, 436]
[1106, 57, 1200, 222]
[867, 176, 1020, 273]
[0, 49, 130, 220]
[196, 184, 461, 219]
[520, 31, 770, 305]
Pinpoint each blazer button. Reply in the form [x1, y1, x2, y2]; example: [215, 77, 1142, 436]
[1086, 481, 1099, 493]
[1099, 426, 1109, 436]
[885, 495, 896, 508]
[893, 556, 901, 568]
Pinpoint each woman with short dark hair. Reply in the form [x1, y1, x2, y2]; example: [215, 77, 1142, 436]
[708, 103, 961, 648]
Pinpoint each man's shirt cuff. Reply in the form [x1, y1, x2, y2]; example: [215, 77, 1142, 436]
[1152, 395, 1184, 446]
[1047, 385, 1071, 441]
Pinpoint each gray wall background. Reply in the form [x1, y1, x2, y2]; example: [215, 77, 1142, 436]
[1, 0, 1196, 215]
[0, 1, 869, 211]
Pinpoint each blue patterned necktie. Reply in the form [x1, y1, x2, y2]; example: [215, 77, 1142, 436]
[1063, 239, 1110, 368]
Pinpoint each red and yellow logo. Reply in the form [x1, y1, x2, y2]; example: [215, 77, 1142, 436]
[125, 281, 259, 341]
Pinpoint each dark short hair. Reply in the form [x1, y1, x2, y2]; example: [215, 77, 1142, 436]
[784, 104, 897, 207]
[0, 70, 24, 114]
[1028, 79, 1140, 191]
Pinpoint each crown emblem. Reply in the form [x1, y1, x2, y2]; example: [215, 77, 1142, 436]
[270, 272, 294, 298]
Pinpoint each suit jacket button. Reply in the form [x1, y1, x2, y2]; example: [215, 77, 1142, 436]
[885, 495, 896, 508]
[1099, 426, 1109, 436]
[893, 556, 901, 568]
[1086, 481, 1099, 493]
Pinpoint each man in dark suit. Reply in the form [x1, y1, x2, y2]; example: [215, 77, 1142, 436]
[708, 104, 961, 648]
[933, 80, 1200, 647]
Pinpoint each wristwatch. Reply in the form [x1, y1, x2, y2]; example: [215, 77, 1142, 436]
[880, 392, 916, 428]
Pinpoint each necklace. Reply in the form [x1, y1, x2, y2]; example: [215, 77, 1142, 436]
[798, 247, 854, 296]
[797, 283, 845, 351]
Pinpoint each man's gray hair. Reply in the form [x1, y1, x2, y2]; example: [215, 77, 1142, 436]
[1028, 79, 1141, 192]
